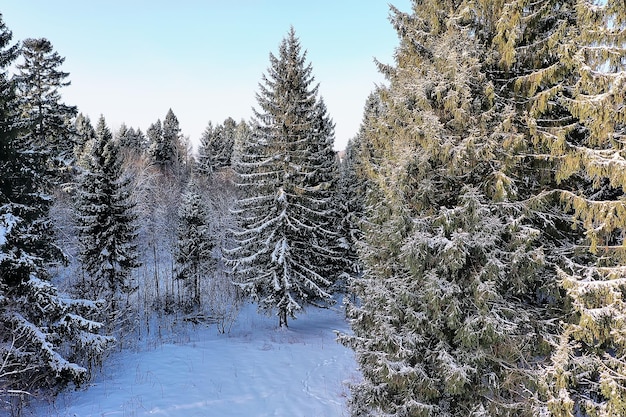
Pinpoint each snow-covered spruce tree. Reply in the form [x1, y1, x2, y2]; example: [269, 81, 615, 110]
[197, 121, 215, 176]
[15, 38, 77, 178]
[146, 118, 163, 164]
[148, 109, 187, 176]
[487, 1, 626, 415]
[116, 123, 145, 162]
[301, 98, 347, 286]
[227, 28, 341, 327]
[76, 116, 139, 316]
[230, 119, 253, 172]
[174, 176, 216, 310]
[340, 4, 559, 416]
[73, 113, 96, 170]
[0, 18, 112, 403]
[197, 117, 238, 175]
[337, 136, 363, 285]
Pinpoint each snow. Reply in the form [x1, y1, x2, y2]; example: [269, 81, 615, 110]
[34, 302, 359, 417]
[0, 212, 18, 247]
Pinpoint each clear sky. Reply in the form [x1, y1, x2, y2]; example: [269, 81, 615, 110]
[2, 1, 411, 151]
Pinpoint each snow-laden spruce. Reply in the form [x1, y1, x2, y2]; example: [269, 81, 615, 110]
[147, 109, 187, 176]
[174, 176, 216, 309]
[489, 2, 626, 415]
[339, 4, 559, 416]
[226, 28, 345, 327]
[197, 117, 239, 175]
[76, 116, 140, 315]
[0, 18, 112, 408]
[342, 1, 626, 416]
[16, 37, 77, 180]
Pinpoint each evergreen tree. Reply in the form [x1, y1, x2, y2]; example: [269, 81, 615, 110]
[337, 134, 366, 284]
[0, 18, 112, 402]
[197, 121, 215, 176]
[343, 1, 626, 416]
[340, 3, 559, 416]
[301, 97, 346, 285]
[162, 108, 184, 169]
[116, 123, 144, 152]
[231, 119, 252, 170]
[338, 93, 383, 256]
[76, 116, 139, 312]
[15, 38, 77, 171]
[116, 123, 145, 163]
[73, 113, 95, 169]
[227, 28, 341, 327]
[174, 177, 216, 309]
[197, 117, 238, 175]
[146, 119, 164, 165]
[147, 109, 187, 176]
[487, 1, 626, 415]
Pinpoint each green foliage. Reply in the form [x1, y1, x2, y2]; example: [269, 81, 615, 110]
[197, 117, 239, 175]
[76, 116, 140, 309]
[344, 1, 626, 416]
[228, 28, 343, 327]
[16, 37, 77, 172]
[0, 16, 111, 404]
[174, 178, 216, 309]
[341, 4, 557, 415]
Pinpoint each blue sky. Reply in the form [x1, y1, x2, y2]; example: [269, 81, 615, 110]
[2, 1, 411, 150]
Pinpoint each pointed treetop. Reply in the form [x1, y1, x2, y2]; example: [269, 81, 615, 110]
[0, 14, 18, 68]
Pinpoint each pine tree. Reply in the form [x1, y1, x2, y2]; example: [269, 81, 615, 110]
[146, 118, 164, 167]
[197, 117, 238, 175]
[76, 116, 140, 313]
[300, 97, 346, 285]
[487, 1, 626, 415]
[16, 38, 77, 173]
[174, 177, 216, 309]
[227, 28, 341, 327]
[73, 113, 95, 169]
[340, 3, 559, 416]
[116, 123, 144, 153]
[0, 18, 112, 403]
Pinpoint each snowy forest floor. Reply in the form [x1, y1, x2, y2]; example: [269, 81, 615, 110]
[29, 302, 359, 417]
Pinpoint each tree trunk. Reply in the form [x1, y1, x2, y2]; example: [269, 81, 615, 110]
[279, 309, 288, 328]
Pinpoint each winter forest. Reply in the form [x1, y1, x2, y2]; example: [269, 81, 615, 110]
[1, 0, 626, 416]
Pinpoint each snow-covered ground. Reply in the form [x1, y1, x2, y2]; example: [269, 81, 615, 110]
[34, 303, 359, 417]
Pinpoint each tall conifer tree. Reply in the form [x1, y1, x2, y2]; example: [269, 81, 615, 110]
[344, 1, 626, 416]
[228, 28, 341, 327]
[147, 109, 186, 174]
[76, 116, 139, 312]
[488, 1, 626, 414]
[0, 18, 112, 401]
[73, 113, 95, 169]
[174, 177, 216, 309]
[16, 38, 76, 171]
[197, 117, 238, 175]
[341, 3, 558, 416]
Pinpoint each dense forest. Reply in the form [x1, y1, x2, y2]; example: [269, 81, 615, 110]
[1, 1, 626, 416]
